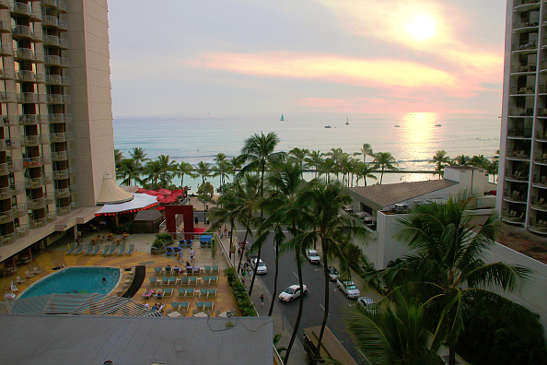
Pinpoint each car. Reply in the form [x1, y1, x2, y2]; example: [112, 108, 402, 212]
[278, 284, 309, 302]
[250, 258, 268, 275]
[327, 266, 339, 281]
[305, 249, 321, 264]
[357, 296, 377, 313]
[336, 279, 360, 299]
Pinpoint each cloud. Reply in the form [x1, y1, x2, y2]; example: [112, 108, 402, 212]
[188, 52, 458, 90]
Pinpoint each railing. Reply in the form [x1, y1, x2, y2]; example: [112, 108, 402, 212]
[0, 208, 15, 224]
[510, 86, 535, 94]
[0, 162, 9, 175]
[507, 128, 532, 138]
[45, 74, 70, 84]
[23, 156, 50, 168]
[50, 132, 70, 143]
[47, 94, 70, 104]
[19, 114, 46, 125]
[12, 25, 40, 40]
[30, 216, 48, 228]
[11, 1, 30, 16]
[24, 134, 49, 146]
[511, 64, 536, 73]
[513, 0, 540, 7]
[0, 20, 10, 32]
[17, 92, 42, 103]
[44, 55, 69, 66]
[16, 47, 42, 62]
[0, 44, 12, 55]
[4, 138, 19, 149]
[51, 151, 68, 161]
[513, 21, 539, 29]
[0, 0, 8, 9]
[48, 113, 71, 123]
[0, 91, 16, 102]
[53, 168, 71, 180]
[55, 187, 70, 198]
[512, 40, 538, 51]
[0, 186, 16, 198]
[43, 35, 68, 48]
[25, 176, 51, 188]
[16, 70, 37, 82]
[507, 150, 531, 160]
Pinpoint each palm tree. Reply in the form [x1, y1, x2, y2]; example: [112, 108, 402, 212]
[373, 152, 398, 184]
[304, 150, 323, 178]
[213, 153, 232, 191]
[117, 158, 140, 186]
[354, 143, 374, 164]
[305, 181, 368, 359]
[430, 150, 451, 179]
[469, 154, 490, 170]
[195, 161, 212, 185]
[385, 198, 529, 365]
[289, 147, 309, 178]
[173, 161, 194, 188]
[349, 294, 444, 365]
[156, 154, 176, 186]
[209, 183, 240, 263]
[451, 154, 470, 166]
[129, 147, 148, 171]
[143, 160, 162, 186]
[114, 149, 124, 169]
[356, 161, 377, 186]
[324, 148, 344, 181]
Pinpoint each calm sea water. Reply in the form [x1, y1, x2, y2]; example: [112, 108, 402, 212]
[113, 112, 500, 191]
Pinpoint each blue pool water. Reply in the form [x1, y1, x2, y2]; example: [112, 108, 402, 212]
[19, 267, 120, 299]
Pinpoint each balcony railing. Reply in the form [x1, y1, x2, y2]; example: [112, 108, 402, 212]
[512, 40, 538, 51]
[44, 55, 69, 67]
[0, 20, 10, 32]
[30, 216, 48, 228]
[0, 0, 8, 9]
[12, 25, 41, 41]
[11, 2, 31, 16]
[47, 94, 70, 104]
[0, 91, 16, 103]
[513, 0, 540, 10]
[45, 74, 70, 85]
[43, 35, 68, 48]
[23, 156, 50, 168]
[16, 70, 37, 82]
[0, 208, 15, 224]
[48, 113, 72, 124]
[24, 134, 49, 146]
[42, 15, 68, 30]
[503, 191, 528, 203]
[17, 93, 47, 103]
[511, 64, 536, 73]
[4, 138, 19, 149]
[510, 86, 535, 95]
[51, 151, 68, 161]
[56, 205, 70, 215]
[19, 114, 46, 125]
[25, 176, 52, 188]
[507, 128, 532, 138]
[55, 187, 70, 198]
[43, 0, 67, 12]
[509, 108, 534, 116]
[49, 132, 71, 143]
[507, 150, 531, 160]
[501, 210, 525, 224]
[15, 47, 43, 62]
[513, 21, 539, 29]
[0, 44, 12, 56]
[0, 186, 16, 199]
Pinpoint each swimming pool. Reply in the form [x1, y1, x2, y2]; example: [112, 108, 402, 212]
[19, 267, 120, 299]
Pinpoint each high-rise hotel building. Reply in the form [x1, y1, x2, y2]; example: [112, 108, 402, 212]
[499, 0, 547, 235]
[0, 0, 115, 260]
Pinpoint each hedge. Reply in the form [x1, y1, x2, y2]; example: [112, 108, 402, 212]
[225, 268, 257, 316]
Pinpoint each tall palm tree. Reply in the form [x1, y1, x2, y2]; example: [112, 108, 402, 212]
[385, 198, 529, 365]
[129, 147, 148, 171]
[305, 181, 368, 359]
[156, 154, 176, 186]
[209, 183, 240, 262]
[349, 294, 444, 365]
[354, 143, 374, 164]
[117, 158, 140, 186]
[325, 148, 344, 181]
[195, 161, 212, 185]
[430, 150, 451, 179]
[144, 160, 162, 186]
[451, 154, 470, 166]
[289, 147, 309, 178]
[373, 152, 398, 184]
[356, 161, 377, 186]
[304, 150, 323, 178]
[114, 149, 124, 169]
[213, 153, 232, 191]
[173, 161, 194, 188]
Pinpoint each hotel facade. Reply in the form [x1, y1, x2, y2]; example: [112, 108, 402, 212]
[0, 0, 115, 262]
[499, 0, 547, 235]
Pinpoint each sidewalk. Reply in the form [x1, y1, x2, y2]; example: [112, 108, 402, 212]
[218, 231, 307, 365]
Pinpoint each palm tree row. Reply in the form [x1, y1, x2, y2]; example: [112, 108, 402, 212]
[430, 150, 499, 180]
[210, 132, 368, 364]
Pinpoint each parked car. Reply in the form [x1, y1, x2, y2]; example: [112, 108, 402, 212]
[336, 279, 360, 299]
[357, 296, 377, 313]
[305, 249, 321, 264]
[327, 266, 339, 281]
[250, 258, 268, 275]
[279, 284, 309, 302]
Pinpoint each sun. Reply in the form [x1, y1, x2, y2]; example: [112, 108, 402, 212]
[406, 15, 436, 41]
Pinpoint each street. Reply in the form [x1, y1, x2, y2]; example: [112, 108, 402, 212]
[242, 232, 369, 365]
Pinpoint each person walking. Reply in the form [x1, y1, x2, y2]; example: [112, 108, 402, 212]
[190, 248, 195, 263]
[260, 293, 265, 306]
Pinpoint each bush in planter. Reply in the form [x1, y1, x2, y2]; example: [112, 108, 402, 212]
[150, 238, 166, 255]
[156, 232, 173, 244]
[224, 268, 257, 316]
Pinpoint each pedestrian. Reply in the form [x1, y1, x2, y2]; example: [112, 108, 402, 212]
[177, 250, 182, 263]
[190, 248, 195, 262]
[260, 294, 265, 306]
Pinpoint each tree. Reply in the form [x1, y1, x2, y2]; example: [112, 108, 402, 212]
[143, 160, 162, 186]
[305, 181, 368, 359]
[117, 158, 139, 186]
[129, 147, 148, 172]
[384, 198, 529, 365]
[156, 154, 176, 186]
[213, 153, 232, 191]
[173, 161, 194, 188]
[304, 150, 323, 178]
[349, 294, 444, 365]
[356, 161, 377, 186]
[114, 149, 124, 169]
[289, 147, 309, 178]
[209, 183, 240, 263]
[430, 150, 451, 179]
[354, 143, 374, 164]
[451, 154, 470, 166]
[195, 161, 212, 185]
[373, 152, 398, 184]
[197, 181, 214, 202]
[240, 132, 280, 296]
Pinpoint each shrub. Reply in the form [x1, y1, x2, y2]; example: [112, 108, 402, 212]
[156, 232, 173, 244]
[457, 292, 547, 365]
[224, 267, 257, 316]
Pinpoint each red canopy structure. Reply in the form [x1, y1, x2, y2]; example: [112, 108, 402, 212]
[136, 188, 188, 205]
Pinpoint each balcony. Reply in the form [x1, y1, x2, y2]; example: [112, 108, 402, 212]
[513, 0, 540, 12]
[49, 132, 70, 143]
[16, 70, 37, 82]
[4, 138, 19, 149]
[44, 55, 69, 67]
[48, 113, 71, 124]
[47, 94, 70, 104]
[12, 25, 41, 41]
[0, 44, 12, 56]
[0, 186, 17, 199]
[24, 134, 49, 146]
[503, 190, 528, 204]
[501, 210, 526, 225]
[512, 40, 538, 54]
[0, 20, 10, 33]
[55, 187, 70, 198]
[511, 64, 537, 74]
[25, 176, 52, 188]
[513, 21, 539, 31]
[42, 15, 68, 30]
[43, 35, 68, 48]
[17, 92, 47, 103]
[19, 114, 46, 125]
[0, 68, 15, 80]
[23, 156, 50, 168]
[0, 91, 16, 103]
[11, 2, 31, 16]
[56, 205, 70, 216]
[15, 48, 43, 62]
[27, 196, 54, 210]
[507, 127, 532, 139]
[0, 0, 8, 9]
[45, 74, 70, 85]
[535, 152, 547, 165]
[53, 168, 73, 180]
[42, 0, 67, 12]
[508, 108, 534, 117]
[509, 86, 535, 95]
[0, 208, 15, 224]
[51, 150, 68, 161]
[30, 216, 48, 228]
[507, 150, 531, 161]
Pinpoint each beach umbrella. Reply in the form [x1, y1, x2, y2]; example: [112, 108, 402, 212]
[193, 311, 208, 318]
[167, 311, 182, 318]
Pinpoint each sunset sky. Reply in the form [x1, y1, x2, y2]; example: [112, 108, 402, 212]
[108, 0, 506, 118]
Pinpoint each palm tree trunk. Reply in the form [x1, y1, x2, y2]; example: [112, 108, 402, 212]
[449, 345, 456, 365]
[228, 218, 234, 262]
[248, 244, 261, 295]
[315, 236, 330, 361]
[380, 167, 384, 184]
[237, 229, 249, 274]
[268, 236, 279, 316]
[284, 248, 304, 365]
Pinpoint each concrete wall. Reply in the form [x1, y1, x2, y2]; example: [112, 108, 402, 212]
[68, 0, 114, 207]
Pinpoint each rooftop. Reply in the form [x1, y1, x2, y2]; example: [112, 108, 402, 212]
[349, 180, 458, 210]
[0, 314, 273, 365]
[497, 223, 547, 264]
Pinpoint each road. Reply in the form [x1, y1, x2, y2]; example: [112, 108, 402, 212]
[247, 233, 368, 365]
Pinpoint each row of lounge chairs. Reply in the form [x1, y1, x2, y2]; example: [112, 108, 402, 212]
[154, 265, 218, 275]
[170, 301, 215, 314]
[144, 287, 217, 299]
[149, 275, 218, 286]
[65, 242, 135, 256]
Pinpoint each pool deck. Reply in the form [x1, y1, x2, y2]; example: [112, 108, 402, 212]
[1, 231, 238, 317]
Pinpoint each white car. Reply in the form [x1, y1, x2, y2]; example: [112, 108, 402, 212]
[305, 249, 321, 264]
[358, 296, 377, 313]
[250, 258, 268, 275]
[336, 279, 360, 299]
[278, 284, 309, 302]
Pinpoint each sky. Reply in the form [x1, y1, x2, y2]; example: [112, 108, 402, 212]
[108, 0, 506, 118]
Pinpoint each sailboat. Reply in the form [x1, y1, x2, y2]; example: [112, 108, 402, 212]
[345, 114, 350, 126]
[280, 114, 285, 122]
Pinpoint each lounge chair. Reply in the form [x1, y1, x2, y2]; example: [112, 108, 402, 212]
[118, 243, 125, 256]
[126, 243, 135, 255]
[204, 266, 211, 274]
[209, 276, 218, 285]
[168, 277, 177, 286]
[142, 289, 153, 299]
[196, 302, 204, 311]
[102, 245, 111, 256]
[91, 246, 100, 255]
[149, 277, 157, 286]
[163, 288, 173, 297]
[15, 276, 25, 284]
[180, 277, 189, 286]
[200, 289, 208, 297]
[84, 245, 93, 255]
[162, 277, 170, 286]
[185, 288, 194, 297]
[154, 267, 162, 275]
[179, 302, 189, 312]
[208, 289, 216, 297]
[211, 265, 218, 273]
[189, 277, 197, 286]
[177, 288, 185, 297]
[204, 302, 214, 312]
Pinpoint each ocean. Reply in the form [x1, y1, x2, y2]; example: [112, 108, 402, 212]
[113, 112, 501, 191]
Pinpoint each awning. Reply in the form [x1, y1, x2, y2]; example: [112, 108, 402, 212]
[95, 193, 158, 216]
